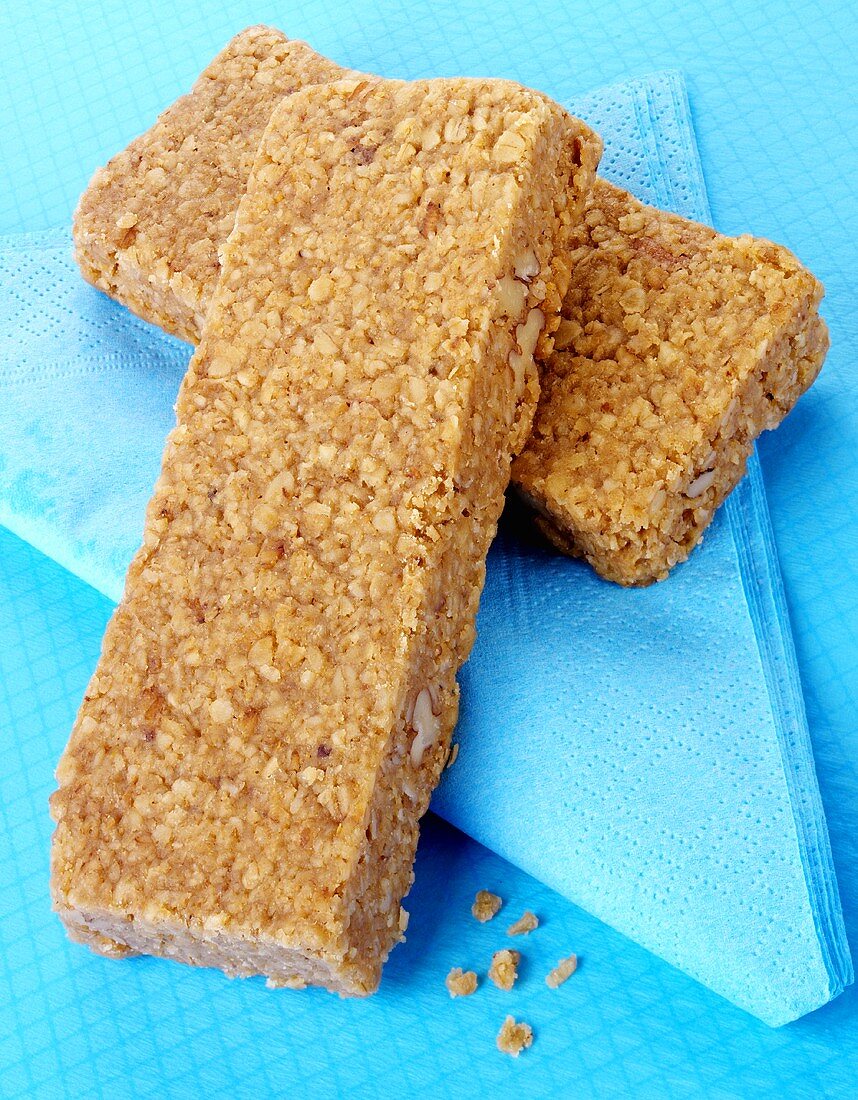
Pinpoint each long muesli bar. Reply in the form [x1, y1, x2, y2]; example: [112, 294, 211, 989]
[51, 78, 601, 992]
[513, 179, 828, 586]
[73, 26, 350, 343]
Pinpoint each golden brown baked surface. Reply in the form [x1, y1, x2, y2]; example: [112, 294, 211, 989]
[73, 26, 350, 343]
[52, 76, 601, 993]
[513, 179, 828, 586]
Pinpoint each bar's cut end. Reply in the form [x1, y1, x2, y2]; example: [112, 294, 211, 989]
[513, 179, 828, 586]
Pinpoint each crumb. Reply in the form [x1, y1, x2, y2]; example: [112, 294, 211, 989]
[496, 1015, 533, 1057]
[488, 948, 520, 991]
[472, 890, 502, 922]
[507, 910, 539, 936]
[546, 954, 578, 988]
[445, 742, 459, 769]
[445, 967, 478, 997]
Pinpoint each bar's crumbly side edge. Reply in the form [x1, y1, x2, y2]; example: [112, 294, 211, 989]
[51, 79, 601, 993]
[71, 25, 350, 343]
[513, 180, 828, 586]
[527, 289, 828, 585]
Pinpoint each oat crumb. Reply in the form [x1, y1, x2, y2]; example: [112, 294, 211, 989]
[507, 910, 539, 936]
[472, 890, 502, 922]
[445, 742, 459, 769]
[488, 948, 520, 991]
[546, 954, 578, 988]
[496, 1015, 533, 1057]
[445, 967, 478, 997]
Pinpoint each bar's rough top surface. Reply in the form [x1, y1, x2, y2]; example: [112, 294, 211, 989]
[513, 179, 828, 586]
[73, 26, 349, 343]
[52, 77, 601, 993]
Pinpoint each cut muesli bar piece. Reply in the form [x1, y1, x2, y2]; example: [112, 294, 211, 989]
[513, 179, 828, 586]
[51, 77, 601, 993]
[73, 26, 350, 343]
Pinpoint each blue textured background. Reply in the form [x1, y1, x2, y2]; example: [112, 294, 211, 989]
[1, 0, 857, 1096]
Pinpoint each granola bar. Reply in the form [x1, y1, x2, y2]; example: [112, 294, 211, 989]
[513, 179, 828, 585]
[73, 26, 350, 343]
[51, 77, 601, 993]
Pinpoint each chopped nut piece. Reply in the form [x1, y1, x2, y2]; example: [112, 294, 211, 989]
[546, 954, 578, 988]
[445, 967, 478, 997]
[509, 307, 545, 390]
[496, 1016, 533, 1057]
[686, 468, 716, 498]
[497, 273, 529, 317]
[514, 248, 540, 283]
[507, 910, 539, 936]
[410, 686, 442, 767]
[488, 948, 520, 991]
[472, 890, 502, 922]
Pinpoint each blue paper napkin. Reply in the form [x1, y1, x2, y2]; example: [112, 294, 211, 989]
[0, 71, 849, 1026]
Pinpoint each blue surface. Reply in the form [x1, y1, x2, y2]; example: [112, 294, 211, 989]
[1, 69, 848, 1026]
[0, 0, 857, 1095]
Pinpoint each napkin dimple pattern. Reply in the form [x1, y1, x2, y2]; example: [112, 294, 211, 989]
[0, 234, 190, 382]
[574, 72, 709, 221]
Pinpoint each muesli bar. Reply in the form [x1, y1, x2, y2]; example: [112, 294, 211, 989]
[51, 77, 601, 992]
[73, 26, 350, 343]
[513, 179, 828, 585]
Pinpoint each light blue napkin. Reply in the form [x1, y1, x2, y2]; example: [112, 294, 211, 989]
[0, 72, 849, 1026]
